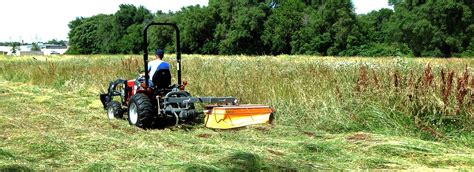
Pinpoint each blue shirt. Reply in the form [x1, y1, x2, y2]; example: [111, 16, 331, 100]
[148, 59, 170, 86]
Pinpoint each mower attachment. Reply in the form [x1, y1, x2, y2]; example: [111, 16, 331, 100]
[204, 105, 274, 129]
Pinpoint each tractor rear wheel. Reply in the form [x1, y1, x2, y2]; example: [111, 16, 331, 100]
[107, 101, 124, 119]
[127, 93, 155, 129]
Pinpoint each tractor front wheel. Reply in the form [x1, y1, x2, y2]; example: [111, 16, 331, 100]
[107, 101, 124, 119]
[127, 93, 155, 129]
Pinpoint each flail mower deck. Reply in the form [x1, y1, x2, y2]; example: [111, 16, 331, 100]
[100, 23, 274, 129]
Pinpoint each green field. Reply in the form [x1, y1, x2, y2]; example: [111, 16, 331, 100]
[0, 55, 473, 170]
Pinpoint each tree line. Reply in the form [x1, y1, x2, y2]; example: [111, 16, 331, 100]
[67, 0, 474, 57]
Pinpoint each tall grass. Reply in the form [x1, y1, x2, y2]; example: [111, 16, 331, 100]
[0, 55, 472, 140]
[354, 63, 473, 137]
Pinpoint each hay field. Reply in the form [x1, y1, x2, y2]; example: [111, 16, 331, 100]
[0, 55, 473, 170]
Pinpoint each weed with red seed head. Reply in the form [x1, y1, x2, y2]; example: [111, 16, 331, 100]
[423, 64, 434, 88]
[372, 69, 380, 89]
[441, 70, 455, 107]
[393, 71, 400, 88]
[356, 65, 369, 92]
[470, 77, 474, 117]
[455, 67, 471, 115]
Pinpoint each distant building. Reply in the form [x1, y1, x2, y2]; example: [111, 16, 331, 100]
[41, 44, 68, 55]
[20, 51, 43, 55]
[0, 46, 11, 53]
[0, 43, 68, 55]
[0, 46, 9, 55]
[19, 45, 32, 51]
[0, 46, 19, 55]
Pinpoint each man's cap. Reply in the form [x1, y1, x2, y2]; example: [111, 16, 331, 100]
[156, 49, 164, 55]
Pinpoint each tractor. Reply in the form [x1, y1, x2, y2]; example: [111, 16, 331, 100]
[100, 23, 274, 129]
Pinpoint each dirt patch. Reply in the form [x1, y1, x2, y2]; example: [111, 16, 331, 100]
[346, 132, 371, 142]
[197, 133, 212, 138]
[254, 125, 272, 131]
[267, 148, 284, 156]
[165, 143, 181, 147]
[109, 123, 119, 129]
[303, 131, 315, 137]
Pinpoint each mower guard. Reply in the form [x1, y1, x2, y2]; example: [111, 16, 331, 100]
[204, 105, 274, 129]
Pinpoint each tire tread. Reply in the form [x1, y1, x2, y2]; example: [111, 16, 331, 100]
[128, 93, 155, 128]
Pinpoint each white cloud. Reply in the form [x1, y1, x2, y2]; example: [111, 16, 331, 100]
[353, 0, 393, 14]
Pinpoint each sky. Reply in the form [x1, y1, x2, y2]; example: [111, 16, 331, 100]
[353, 0, 393, 14]
[0, 0, 391, 43]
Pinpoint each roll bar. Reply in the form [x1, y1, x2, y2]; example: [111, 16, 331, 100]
[143, 23, 181, 87]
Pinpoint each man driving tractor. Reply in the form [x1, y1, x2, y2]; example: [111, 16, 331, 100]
[147, 48, 170, 87]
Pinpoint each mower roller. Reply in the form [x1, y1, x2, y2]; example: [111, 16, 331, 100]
[100, 23, 274, 129]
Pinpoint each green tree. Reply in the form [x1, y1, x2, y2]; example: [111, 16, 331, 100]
[46, 39, 67, 46]
[147, 11, 176, 54]
[389, 0, 473, 57]
[175, 5, 219, 54]
[291, 0, 360, 55]
[31, 43, 41, 51]
[96, 15, 120, 54]
[344, 8, 412, 57]
[64, 1, 474, 57]
[210, 0, 271, 54]
[358, 8, 394, 43]
[262, 0, 305, 55]
[114, 4, 153, 54]
[461, 37, 474, 57]
[68, 15, 110, 54]
[11, 43, 17, 54]
[119, 24, 144, 54]
[67, 4, 153, 54]
[115, 4, 153, 33]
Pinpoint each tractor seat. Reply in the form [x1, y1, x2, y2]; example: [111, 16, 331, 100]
[152, 69, 171, 90]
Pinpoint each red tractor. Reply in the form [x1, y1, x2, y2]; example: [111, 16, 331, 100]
[100, 23, 274, 129]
